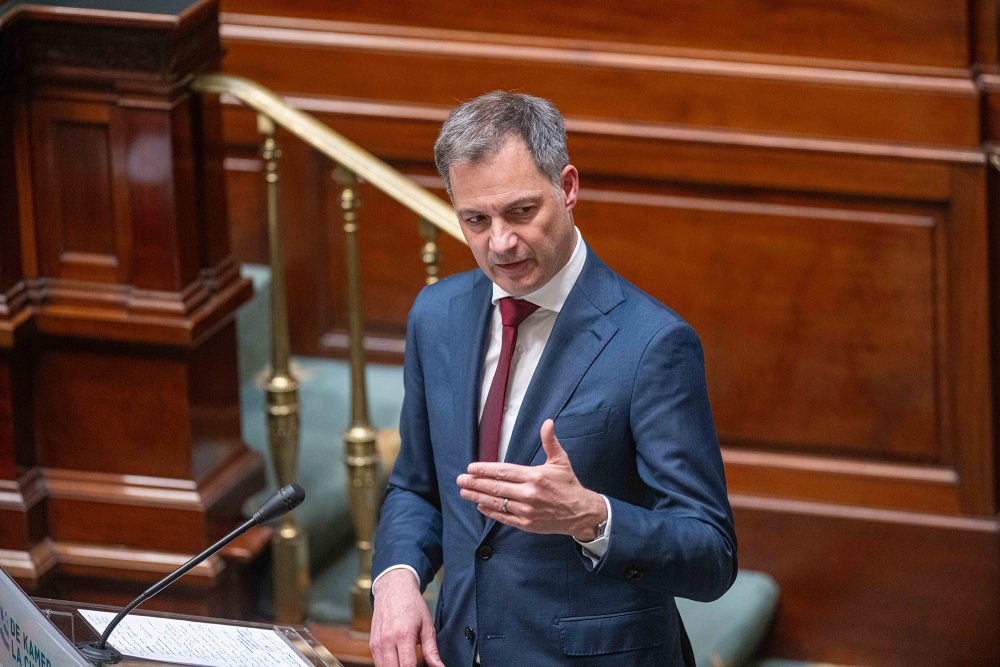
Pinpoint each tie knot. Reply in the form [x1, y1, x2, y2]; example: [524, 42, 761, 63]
[499, 297, 539, 328]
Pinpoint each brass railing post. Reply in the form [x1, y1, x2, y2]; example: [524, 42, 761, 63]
[419, 218, 441, 285]
[334, 167, 380, 632]
[259, 113, 310, 624]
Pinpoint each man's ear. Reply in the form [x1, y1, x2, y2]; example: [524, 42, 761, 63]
[561, 164, 579, 211]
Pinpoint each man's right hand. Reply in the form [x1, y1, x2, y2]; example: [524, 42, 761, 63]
[370, 569, 445, 667]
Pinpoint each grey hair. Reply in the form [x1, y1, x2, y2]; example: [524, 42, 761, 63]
[434, 90, 569, 195]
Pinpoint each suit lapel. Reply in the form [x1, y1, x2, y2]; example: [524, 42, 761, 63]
[480, 251, 623, 540]
[450, 272, 494, 474]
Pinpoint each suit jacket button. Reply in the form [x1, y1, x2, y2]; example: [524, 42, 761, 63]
[625, 567, 644, 580]
[476, 544, 493, 561]
[464, 626, 476, 641]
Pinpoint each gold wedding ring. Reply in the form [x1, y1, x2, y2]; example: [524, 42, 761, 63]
[502, 498, 509, 513]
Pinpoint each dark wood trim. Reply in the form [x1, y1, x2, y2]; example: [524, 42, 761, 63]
[945, 165, 995, 513]
[970, 0, 1000, 65]
[0, 0, 217, 32]
[220, 3, 975, 73]
[220, 36, 979, 148]
[723, 448, 963, 514]
[0, 539, 58, 588]
[220, 18, 975, 91]
[28, 269, 252, 346]
[223, 100, 974, 200]
[734, 495, 1000, 666]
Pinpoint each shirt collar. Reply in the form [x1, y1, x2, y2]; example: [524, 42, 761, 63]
[491, 227, 585, 313]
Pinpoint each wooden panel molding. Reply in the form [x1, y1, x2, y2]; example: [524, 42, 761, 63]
[219, 18, 980, 148]
[31, 97, 130, 284]
[724, 449, 962, 514]
[14, 3, 221, 86]
[734, 495, 1000, 666]
[222, 96, 979, 200]
[222, 1, 973, 72]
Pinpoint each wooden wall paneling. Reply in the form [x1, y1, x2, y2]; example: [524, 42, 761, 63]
[218, 34, 980, 148]
[945, 165, 996, 514]
[222, 1, 972, 71]
[992, 154, 1000, 516]
[48, 539, 244, 618]
[974, 0, 1000, 146]
[970, 0, 1000, 67]
[218, 106, 270, 266]
[188, 320, 247, 482]
[225, 97, 969, 207]
[0, 349, 50, 588]
[980, 73, 1000, 144]
[0, 77, 25, 311]
[223, 103, 975, 363]
[212, 2, 1000, 661]
[36, 323, 259, 547]
[30, 95, 130, 284]
[280, 138, 332, 359]
[223, 144, 269, 265]
[723, 449, 962, 514]
[121, 98, 200, 292]
[574, 187, 940, 457]
[734, 497, 1000, 666]
[190, 92, 240, 274]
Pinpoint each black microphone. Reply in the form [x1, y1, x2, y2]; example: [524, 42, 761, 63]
[77, 483, 305, 664]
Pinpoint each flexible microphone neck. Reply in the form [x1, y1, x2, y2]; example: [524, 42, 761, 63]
[77, 483, 305, 664]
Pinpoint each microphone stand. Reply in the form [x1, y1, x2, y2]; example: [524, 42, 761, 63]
[76, 483, 304, 665]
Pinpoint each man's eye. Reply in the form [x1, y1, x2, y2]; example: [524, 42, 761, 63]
[465, 215, 487, 226]
[511, 206, 534, 216]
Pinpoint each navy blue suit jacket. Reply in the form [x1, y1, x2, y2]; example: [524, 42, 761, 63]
[373, 249, 737, 666]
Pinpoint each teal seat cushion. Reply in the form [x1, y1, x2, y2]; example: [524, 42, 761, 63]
[676, 569, 779, 667]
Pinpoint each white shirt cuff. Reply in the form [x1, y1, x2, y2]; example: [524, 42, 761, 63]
[574, 495, 612, 566]
[372, 564, 421, 594]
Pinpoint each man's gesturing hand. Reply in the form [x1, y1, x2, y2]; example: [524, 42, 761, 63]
[370, 569, 445, 667]
[457, 419, 607, 540]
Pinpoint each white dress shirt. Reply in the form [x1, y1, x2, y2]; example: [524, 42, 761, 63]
[374, 227, 612, 594]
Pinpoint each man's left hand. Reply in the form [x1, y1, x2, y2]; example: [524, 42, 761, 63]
[458, 418, 607, 540]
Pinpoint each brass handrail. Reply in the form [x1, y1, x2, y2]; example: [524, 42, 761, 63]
[191, 73, 464, 242]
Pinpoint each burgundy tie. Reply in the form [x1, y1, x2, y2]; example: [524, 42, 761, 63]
[478, 297, 540, 462]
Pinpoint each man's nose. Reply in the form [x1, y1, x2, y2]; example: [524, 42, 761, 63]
[489, 220, 517, 253]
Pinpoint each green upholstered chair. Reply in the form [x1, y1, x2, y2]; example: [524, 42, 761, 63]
[677, 570, 780, 667]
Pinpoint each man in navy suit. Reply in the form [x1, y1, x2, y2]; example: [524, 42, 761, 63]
[370, 91, 737, 667]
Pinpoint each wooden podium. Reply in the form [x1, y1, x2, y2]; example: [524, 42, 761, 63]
[0, 0, 266, 616]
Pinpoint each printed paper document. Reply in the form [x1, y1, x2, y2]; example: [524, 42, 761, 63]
[79, 609, 311, 667]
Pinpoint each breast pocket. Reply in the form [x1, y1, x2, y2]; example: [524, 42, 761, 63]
[553, 407, 610, 440]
